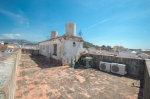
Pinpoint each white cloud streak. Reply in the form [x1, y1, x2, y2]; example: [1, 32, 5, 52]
[84, 19, 109, 30]
[14, 34, 21, 36]
[3, 34, 21, 39]
[0, 9, 29, 28]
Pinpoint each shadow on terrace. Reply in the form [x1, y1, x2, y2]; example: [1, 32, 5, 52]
[29, 54, 62, 69]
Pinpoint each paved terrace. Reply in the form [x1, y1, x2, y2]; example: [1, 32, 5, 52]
[15, 54, 141, 99]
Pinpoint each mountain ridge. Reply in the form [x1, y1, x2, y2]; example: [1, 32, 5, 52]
[0, 39, 38, 44]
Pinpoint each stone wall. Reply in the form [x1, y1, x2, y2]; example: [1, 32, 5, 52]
[0, 49, 21, 99]
[22, 49, 39, 55]
[143, 60, 150, 99]
[90, 54, 145, 77]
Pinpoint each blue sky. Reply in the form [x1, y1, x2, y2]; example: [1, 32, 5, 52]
[0, 0, 150, 49]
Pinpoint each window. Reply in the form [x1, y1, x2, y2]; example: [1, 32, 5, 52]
[53, 44, 57, 56]
[73, 42, 76, 47]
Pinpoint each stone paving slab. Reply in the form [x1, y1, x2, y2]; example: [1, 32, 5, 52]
[15, 54, 140, 99]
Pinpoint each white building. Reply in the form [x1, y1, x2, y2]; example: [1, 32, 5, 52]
[117, 51, 137, 58]
[87, 47, 102, 54]
[0, 45, 14, 53]
[7, 43, 21, 48]
[0, 41, 4, 45]
[39, 22, 84, 65]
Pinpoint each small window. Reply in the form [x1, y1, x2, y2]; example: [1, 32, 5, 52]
[53, 44, 57, 56]
[73, 42, 76, 47]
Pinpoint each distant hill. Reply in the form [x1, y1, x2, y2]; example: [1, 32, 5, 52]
[0, 39, 38, 44]
[83, 41, 100, 49]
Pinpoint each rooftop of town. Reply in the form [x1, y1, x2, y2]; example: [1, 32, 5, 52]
[14, 54, 142, 99]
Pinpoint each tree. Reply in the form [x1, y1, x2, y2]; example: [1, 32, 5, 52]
[107, 45, 111, 49]
[78, 30, 82, 37]
[4, 42, 8, 45]
[102, 45, 105, 48]
[101, 45, 106, 50]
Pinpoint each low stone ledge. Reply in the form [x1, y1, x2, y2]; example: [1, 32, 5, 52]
[0, 49, 21, 99]
[143, 59, 150, 99]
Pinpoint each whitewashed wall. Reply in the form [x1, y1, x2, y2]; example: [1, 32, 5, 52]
[118, 52, 136, 58]
[39, 39, 64, 60]
[62, 40, 83, 64]
[39, 41, 49, 57]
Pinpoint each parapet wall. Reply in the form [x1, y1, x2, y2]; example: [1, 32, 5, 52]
[90, 54, 150, 98]
[143, 60, 150, 99]
[90, 54, 145, 77]
[0, 49, 21, 99]
[22, 49, 39, 55]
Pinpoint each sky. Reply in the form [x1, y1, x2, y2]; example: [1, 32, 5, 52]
[0, 0, 150, 49]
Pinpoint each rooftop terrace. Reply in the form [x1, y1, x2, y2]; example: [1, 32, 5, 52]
[15, 54, 142, 99]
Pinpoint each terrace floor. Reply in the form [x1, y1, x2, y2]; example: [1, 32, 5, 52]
[15, 54, 141, 99]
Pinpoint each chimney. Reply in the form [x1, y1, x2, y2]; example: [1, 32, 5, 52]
[66, 22, 76, 36]
[51, 31, 58, 39]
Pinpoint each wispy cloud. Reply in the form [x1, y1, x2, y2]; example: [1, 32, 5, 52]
[133, 0, 150, 9]
[0, 9, 29, 28]
[84, 19, 109, 30]
[3, 34, 21, 39]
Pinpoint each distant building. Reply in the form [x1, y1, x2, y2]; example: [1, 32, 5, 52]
[114, 46, 125, 52]
[0, 45, 14, 53]
[129, 49, 141, 53]
[7, 43, 21, 48]
[142, 49, 150, 51]
[117, 51, 137, 58]
[138, 53, 150, 59]
[39, 22, 85, 65]
[0, 41, 4, 45]
[117, 50, 150, 59]
[88, 47, 97, 54]
[141, 51, 150, 56]
[101, 46, 111, 51]
[22, 43, 38, 50]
